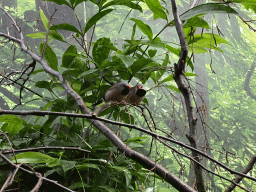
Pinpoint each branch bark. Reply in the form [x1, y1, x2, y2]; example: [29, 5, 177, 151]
[225, 154, 256, 192]
[170, 0, 206, 191]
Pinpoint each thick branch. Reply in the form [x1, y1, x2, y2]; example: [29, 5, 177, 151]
[225, 154, 256, 192]
[170, 0, 205, 191]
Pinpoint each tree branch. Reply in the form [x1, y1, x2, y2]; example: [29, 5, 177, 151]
[1, 110, 255, 182]
[170, 0, 205, 191]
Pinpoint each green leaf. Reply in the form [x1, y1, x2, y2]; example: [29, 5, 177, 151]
[124, 169, 132, 186]
[0, 115, 25, 137]
[165, 45, 180, 56]
[130, 58, 152, 75]
[76, 163, 101, 172]
[185, 72, 198, 77]
[148, 49, 157, 58]
[165, 45, 194, 70]
[35, 81, 51, 91]
[156, 53, 168, 80]
[43, 0, 71, 7]
[84, 9, 114, 34]
[62, 45, 77, 68]
[145, 0, 167, 20]
[122, 113, 134, 124]
[78, 69, 99, 78]
[130, 18, 153, 40]
[40, 42, 58, 71]
[35, 100, 55, 123]
[90, 0, 108, 7]
[160, 75, 174, 84]
[240, 1, 256, 13]
[115, 53, 135, 68]
[70, 0, 87, 8]
[61, 160, 76, 173]
[188, 45, 208, 54]
[187, 33, 229, 54]
[184, 16, 210, 29]
[125, 40, 164, 48]
[26, 31, 66, 42]
[48, 30, 66, 42]
[50, 23, 81, 35]
[102, 0, 142, 12]
[131, 23, 136, 40]
[39, 7, 49, 30]
[10, 152, 56, 164]
[180, 3, 238, 20]
[92, 37, 115, 65]
[189, 33, 229, 45]
[27, 32, 47, 39]
[92, 171, 110, 191]
[165, 85, 180, 93]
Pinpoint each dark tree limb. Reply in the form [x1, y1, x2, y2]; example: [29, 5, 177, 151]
[170, 0, 206, 191]
[225, 154, 256, 192]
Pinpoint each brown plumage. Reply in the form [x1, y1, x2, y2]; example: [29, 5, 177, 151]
[126, 84, 146, 105]
[103, 82, 131, 102]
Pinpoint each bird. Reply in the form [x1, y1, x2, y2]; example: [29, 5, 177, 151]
[103, 82, 131, 103]
[126, 84, 146, 105]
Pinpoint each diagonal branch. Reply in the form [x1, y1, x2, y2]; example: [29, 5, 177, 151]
[1, 109, 256, 182]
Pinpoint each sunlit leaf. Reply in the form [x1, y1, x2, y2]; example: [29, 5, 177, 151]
[84, 9, 114, 34]
[39, 7, 49, 30]
[50, 23, 81, 35]
[145, 0, 167, 20]
[130, 18, 153, 40]
[10, 152, 57, 164]
[102, 0, 142, 12]
[0, 115, 25, 137]
[184, 16, 210, 29]
[40, 42, 58, 71]
[180, 3, 238, 20]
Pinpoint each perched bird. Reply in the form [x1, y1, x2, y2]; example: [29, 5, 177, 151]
[103, 82, 131, 103]
[126, 84, 146, 105]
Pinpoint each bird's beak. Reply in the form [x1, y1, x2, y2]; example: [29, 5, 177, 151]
[127, 85, 131, 89]
[138, 86, 142, 89]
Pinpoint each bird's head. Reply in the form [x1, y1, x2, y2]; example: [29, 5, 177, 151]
[136, 84, 146, 97]
[119, 82, 131, 96]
